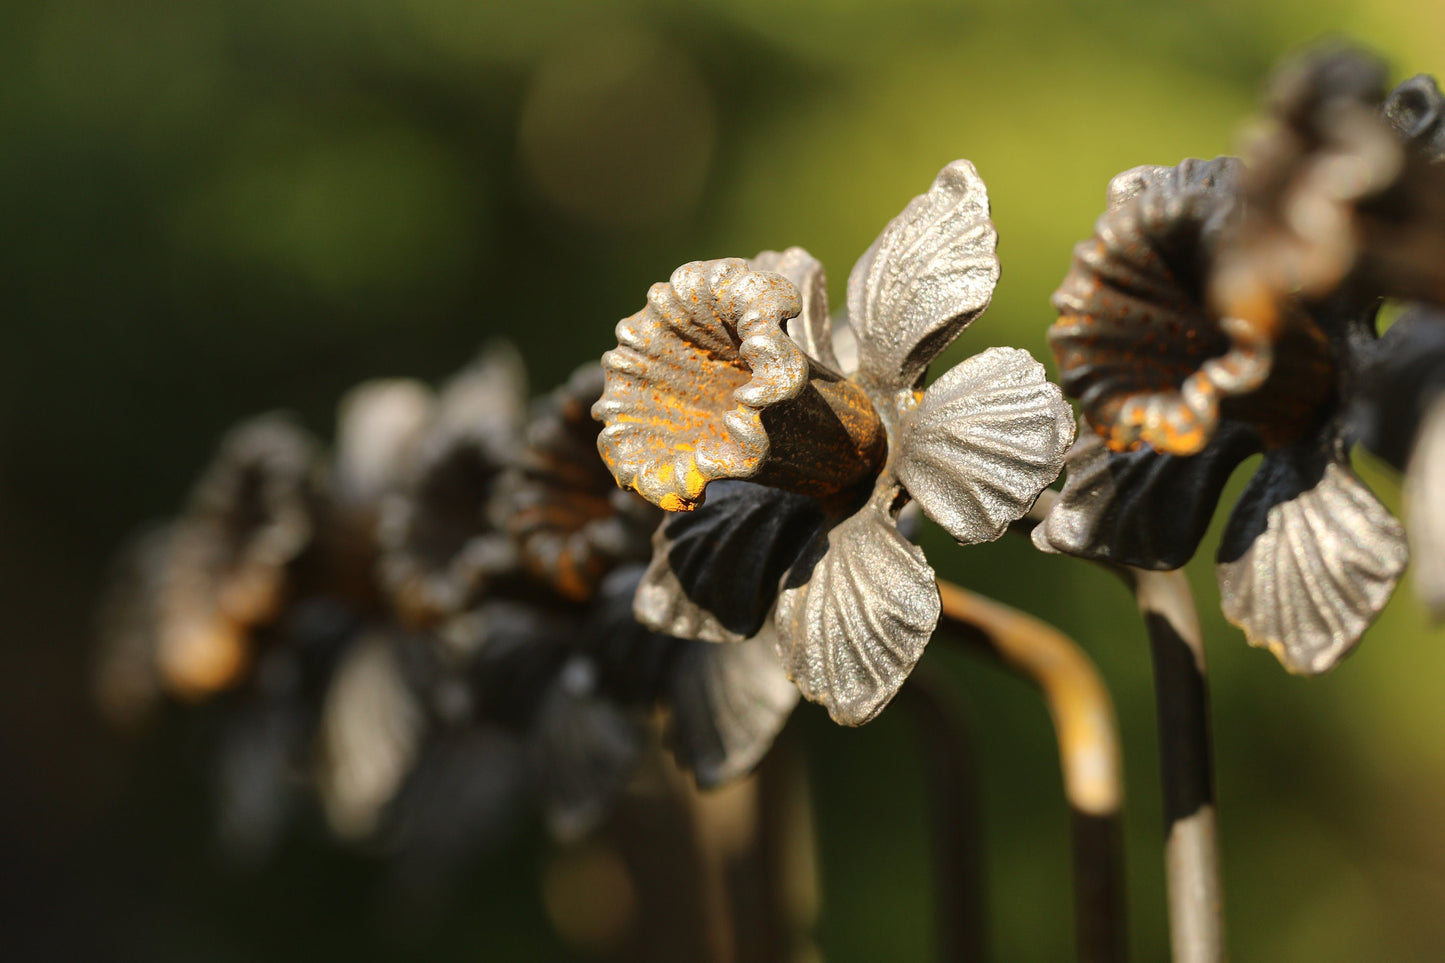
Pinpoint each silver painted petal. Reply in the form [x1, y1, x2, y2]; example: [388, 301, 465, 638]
[774, 500, 940, 726]
[667, 619, 800, 788]
[752, 246, 840, 373]
[898, 347, 1073, 546]
[1218, 461, 1408, 674]
[333, 378, 436, 506]
[1406, 394, 1445, 618]
[317, 633, 426, 840]
[846, 159, 999, 392]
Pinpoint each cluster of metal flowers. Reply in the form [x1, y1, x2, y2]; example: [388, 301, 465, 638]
[95, 347, 799, 865]
[1035, 45, 1445, 674]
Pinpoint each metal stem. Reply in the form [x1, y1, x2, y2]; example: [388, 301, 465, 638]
[1022, 490, 1226, 962]
[902, 667, 988, 963]
[936, 580, 1127, 963]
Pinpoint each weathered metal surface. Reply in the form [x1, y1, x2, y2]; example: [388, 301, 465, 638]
[596, 160, 1073, 725]
[1049, 157, 1333, 456]
[505, 363, 658, 602]
[595, 257, 885, 512]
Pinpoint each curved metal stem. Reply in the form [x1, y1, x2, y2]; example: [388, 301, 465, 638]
[1024, 490, 1226, 963]
[936, 579, 1127, 963]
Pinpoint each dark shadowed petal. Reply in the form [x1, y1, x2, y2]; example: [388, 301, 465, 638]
[533, 656, 646, 842]
[897, 347, 1073, 545]
[1352, 306, 1445, 472]
[159, 415, 320, 700]
[595, 258, 883, 511]
[1217, 446, 1407, 674]
[751, 247, 841, 374]
[213, 695, 307, 865]
[633, 481, 828, 643]
[774, 497, 940, 726]
[667, 620, 799, 789]
[1407, 395, 1445, 618]
[846, 160, 999, 393]
[1034, 418, 1262, 569]
[388, 728, 530, 890]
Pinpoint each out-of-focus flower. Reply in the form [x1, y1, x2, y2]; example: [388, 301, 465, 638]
[1212, 48, 1445, 340]
[595, 161, 1075, 725]
[1037, 154, 1410, 674]
[377, 345, 527, 625]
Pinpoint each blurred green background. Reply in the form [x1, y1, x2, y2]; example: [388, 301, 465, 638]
[4, 0, 1445, 959]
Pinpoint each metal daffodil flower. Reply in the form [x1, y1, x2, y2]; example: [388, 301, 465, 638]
[594, 160, 1075, 725]
[1035, 153, 1411, 675]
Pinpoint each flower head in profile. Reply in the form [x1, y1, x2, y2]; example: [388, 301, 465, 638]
[594, 160, 1075, 725]
[1028, 52, 1445, 670]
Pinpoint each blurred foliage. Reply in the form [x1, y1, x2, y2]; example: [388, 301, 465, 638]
[3, 0, 1444, 960]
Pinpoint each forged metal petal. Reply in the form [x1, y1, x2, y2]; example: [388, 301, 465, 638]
[774, 499, 940, 726]
[596, 258, 883, 511]
[897, 347, 1073, 546]
[1406, 394, 1445, 618]
[667, 620, 799, 789]
[751, 247, 841, 374]
[534, 657, 646, 842]
[93, 523, 172, 729]
[846, 160, 999, 393]
[333, 378, 436, 507]
[460, 601, 575, 728]
[1385, 74, 1445, 161]
[633, 481, 827, 643]
[1218, 452, 1407, 674]
[1034, 418, 1262, 569]
[317, 633, 427, 840]
[434, 342, 528, 461]
[506, 363, 659, 603]
[158, 414, 320, 700]
[1352, 305, 1445, 471]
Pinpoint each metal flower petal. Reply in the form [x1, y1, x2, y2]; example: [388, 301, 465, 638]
[317, 631, 427, 840]
[595, 257, 884, 511]
[1051, 157, 1334, 455]
[158, 414, 320, 699]
[1384, 73, 1445, 160]
[633, 481, 827, 644]
[774, 497, 940, 726]
[751, 246, 841, 374]
[1033, 419, 1262, 569]
[666, 619, 799, 789]
[1217, 449, 1408, 674]
[507, 363, 659, 602]
[896, 346, 1074, 545]
[846, 159, 1000, 393]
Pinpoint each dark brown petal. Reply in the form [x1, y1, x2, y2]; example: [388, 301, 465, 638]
[506, 363, 660, 603]
[1034, 418, 1262, 569]
[595, 258, 884, 511]
[1217, 445, 1407, 674]
[158, 415, 320, 699]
